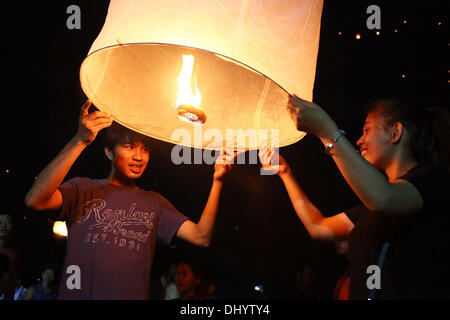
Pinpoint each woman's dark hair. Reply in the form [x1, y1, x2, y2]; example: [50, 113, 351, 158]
[176, 258, 205, 279]
[365, 99, 450, 169]
[103, 122, 153, 151]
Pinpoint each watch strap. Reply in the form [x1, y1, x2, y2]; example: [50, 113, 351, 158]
[325, 129, 345, 155]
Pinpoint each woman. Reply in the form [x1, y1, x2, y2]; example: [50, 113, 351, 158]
[260, 97, 450, 299]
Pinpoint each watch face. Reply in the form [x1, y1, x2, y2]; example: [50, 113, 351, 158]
[325, 142, 334, 155]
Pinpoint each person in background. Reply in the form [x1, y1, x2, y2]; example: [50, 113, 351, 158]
[333, 240, 350, 300]
[0, 213, 22, 300]
[12, 273, 28, 300]
[161, 262, 180, 300]
[175, 260, 203, 300]
[23, 264, 58, 300]
[0, 253, 10, 300]
[292, 262, 319, 299]
[175, 258, 214, 300]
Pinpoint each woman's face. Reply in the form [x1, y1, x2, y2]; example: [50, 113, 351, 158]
[175, 262, 200, 294]
[356, 112, 394, 170]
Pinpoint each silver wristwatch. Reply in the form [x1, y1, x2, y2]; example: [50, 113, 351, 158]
[325, 129, 346, 155]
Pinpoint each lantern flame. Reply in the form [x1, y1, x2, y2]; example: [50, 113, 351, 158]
[175, 55, 206, 124]
[53, 221, 68, 237]
[177, 55, 201, 108]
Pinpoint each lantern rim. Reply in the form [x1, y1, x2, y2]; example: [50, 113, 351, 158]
[82, 42, 290, 94]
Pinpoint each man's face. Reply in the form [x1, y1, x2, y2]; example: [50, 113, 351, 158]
[109, 141, 150, 181]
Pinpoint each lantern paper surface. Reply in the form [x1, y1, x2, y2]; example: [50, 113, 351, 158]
[80, 0, 323, 150]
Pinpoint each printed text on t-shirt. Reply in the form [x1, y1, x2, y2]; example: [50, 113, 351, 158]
[77, 199, 155, 251]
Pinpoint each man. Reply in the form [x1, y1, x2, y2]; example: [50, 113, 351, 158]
[25, 100, 236, 299]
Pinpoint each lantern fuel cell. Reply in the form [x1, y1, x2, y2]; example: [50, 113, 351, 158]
[80, 0, 323, 150]
[176, 104, 207, 124]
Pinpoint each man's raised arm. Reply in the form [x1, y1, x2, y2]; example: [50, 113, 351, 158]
[176, 150, 237, 247]
[25, 100, 112, 211]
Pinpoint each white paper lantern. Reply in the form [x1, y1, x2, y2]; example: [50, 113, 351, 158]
[80, 0, 323, 150]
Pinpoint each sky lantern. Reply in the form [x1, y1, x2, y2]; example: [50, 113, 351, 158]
[80, 0, 323, 150]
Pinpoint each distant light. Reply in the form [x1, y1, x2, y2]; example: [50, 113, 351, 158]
[401, 74, 406, 78]
[394, 29, 398, 33]
[355, 33, 361, 40]
[376, 31, 380, 35]
[53, 221, 68, 237]
[338, 31, 342, 36]
[403, 20, 407, 24]
[437, 21, 442, 26]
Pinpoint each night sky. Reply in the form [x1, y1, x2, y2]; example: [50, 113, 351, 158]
[1, 0, 448, 299]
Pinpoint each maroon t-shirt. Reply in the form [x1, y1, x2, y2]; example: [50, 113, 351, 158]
[57, 177, 188, 300]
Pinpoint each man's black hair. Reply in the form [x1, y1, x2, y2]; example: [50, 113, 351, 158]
[103, 122, 153, 151]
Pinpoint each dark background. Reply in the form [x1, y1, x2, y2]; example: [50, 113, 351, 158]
[0, 0, 447, 299]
